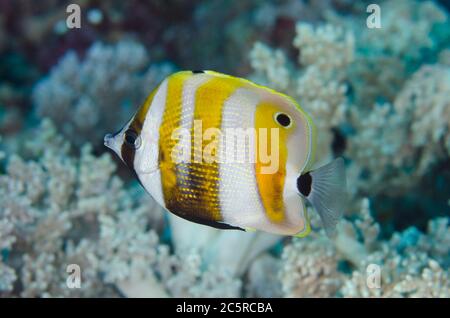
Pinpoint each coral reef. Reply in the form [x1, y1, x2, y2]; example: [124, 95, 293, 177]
[343, 0, 449, 197]
[279, 200, 450, 298]
[348, 64, 450, 196]
[340, 215, 450, 298]
[280, 235, 344, 297]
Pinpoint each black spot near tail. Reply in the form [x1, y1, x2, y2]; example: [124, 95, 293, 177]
[192, 70, 204, 74]
[297, 172, 312, 197]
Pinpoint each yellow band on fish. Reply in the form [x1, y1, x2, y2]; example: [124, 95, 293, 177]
[255, 102, 292, 223]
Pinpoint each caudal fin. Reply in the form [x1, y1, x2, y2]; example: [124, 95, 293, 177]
[297, 158, 347, 237]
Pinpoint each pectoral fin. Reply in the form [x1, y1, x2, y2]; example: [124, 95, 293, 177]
[297, 158, 347, 237]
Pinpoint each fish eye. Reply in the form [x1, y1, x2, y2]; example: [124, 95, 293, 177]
[274, 112, 292, 128]
[124, 129, 141, 149]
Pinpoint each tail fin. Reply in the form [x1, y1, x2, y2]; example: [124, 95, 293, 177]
[297, 158, 347, 237]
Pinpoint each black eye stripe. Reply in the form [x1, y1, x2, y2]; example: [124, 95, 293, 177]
[122, 129, 138, 169]
[276, 113, 291, 127]
[121, 142, 135, 169]
[125, 130, 138, 145]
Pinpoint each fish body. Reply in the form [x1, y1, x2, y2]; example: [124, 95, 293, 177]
[105, 70, 346, 236]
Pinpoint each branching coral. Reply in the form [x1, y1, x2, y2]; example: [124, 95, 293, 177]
[280, 236, 344, 297]
[278, 199, 371, 298]
[293, 23, 354, 72]
[358, 0, 447, 60]
[249, 42, 290, 91]
[164, 250, 242, 298]
[245, 254, 282, 298]
[279, 198, 449, 298]
[342, 246, 450, 298]
[168, 213, 281, 279]
[32, 40, 174, 147]
[99, 208, 243, 298]
[342, 1, 449, 197]
[348, 63, 450, 195]
[389, 260, 449, 298]
[340, 214, 450, 297]
[346, 102, 406, 196]
[330, 0, 448, 107]
[395, 65, 450, 161]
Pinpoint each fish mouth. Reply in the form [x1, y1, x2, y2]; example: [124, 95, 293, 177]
[103, 132, 122, 155]
[104, 133, 113, 148]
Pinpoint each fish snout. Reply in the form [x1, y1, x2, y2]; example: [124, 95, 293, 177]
[104, 133, 113, 148]
[104, 132, 122, 155]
